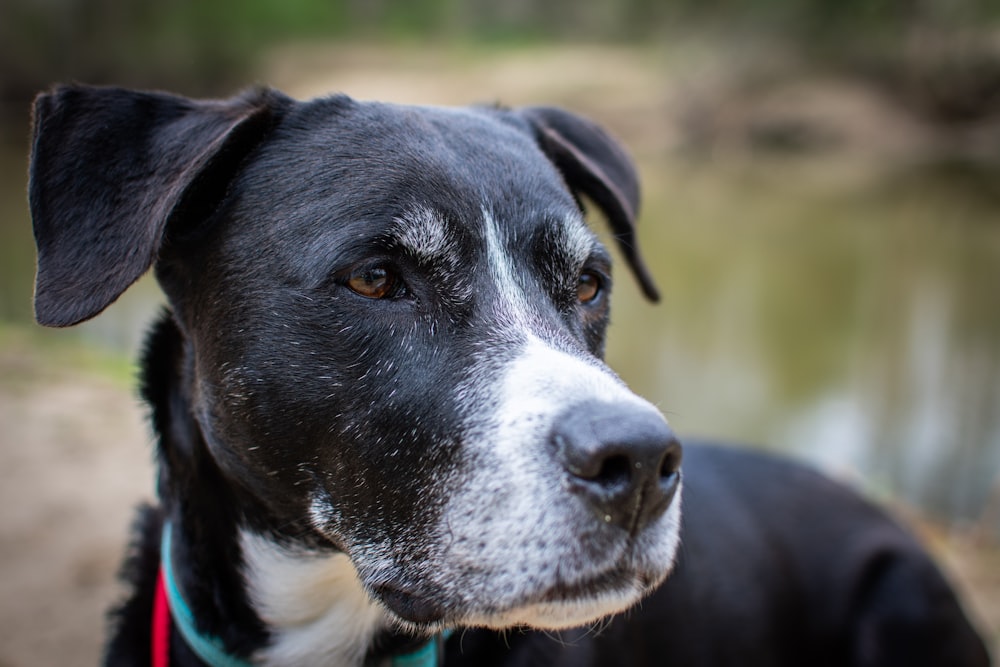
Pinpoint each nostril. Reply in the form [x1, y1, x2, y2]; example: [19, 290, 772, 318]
[659, 440, 683, 479]
[591, 454, 631, 488]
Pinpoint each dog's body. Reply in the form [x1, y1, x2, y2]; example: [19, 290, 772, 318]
[28, 85, 990, 666]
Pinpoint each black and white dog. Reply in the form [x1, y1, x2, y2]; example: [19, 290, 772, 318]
[29, 85, 991, 667]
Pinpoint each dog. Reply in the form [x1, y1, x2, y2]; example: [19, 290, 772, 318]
[28, 84, 991, 667]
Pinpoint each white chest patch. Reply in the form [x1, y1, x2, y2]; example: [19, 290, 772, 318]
[240, 529, 389, 667]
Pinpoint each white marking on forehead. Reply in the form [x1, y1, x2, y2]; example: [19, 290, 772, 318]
[482, 207, 532, 325]
[241, 528, 388, 666]
[390, 206, 455, 263]
[481, 208, 602, 327]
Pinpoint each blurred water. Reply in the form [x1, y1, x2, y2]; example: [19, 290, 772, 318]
[1, 88, 998, 537]
[608, 157, 1000, 534]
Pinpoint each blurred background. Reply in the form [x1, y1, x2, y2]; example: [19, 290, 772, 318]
[1, 0, 999, 664]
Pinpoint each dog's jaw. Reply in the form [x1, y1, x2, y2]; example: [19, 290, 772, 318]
[240, 529, 391, 666]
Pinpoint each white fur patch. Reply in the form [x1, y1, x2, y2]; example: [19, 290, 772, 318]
[241, 529, 389, 667]
[482, 207, 533, 324]
[429, 334, 682, 629]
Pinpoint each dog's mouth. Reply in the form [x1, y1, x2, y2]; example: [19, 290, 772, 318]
[537, 563, 657, 605]
[373, 583, 449, 625]
[372, 560, 663, 629]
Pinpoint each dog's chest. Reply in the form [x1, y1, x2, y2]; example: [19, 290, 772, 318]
[240, 530, 388, 666]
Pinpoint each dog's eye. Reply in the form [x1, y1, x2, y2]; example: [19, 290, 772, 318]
[347, 265, 401, 299]
[577, 271, 603, 305]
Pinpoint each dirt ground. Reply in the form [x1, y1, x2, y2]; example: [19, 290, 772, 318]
[0, 338, 154, 666]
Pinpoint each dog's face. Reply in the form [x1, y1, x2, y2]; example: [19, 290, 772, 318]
[30, 88, 681, 633]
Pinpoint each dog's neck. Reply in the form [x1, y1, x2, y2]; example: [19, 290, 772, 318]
[144, 314, 430, 666]
[141, 315, 269, 661]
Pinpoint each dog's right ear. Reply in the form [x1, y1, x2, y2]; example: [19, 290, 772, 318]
[517, 106, 659, 303]
[29, 85, 288, 327]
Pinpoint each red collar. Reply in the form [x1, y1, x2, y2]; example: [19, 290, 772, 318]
[152, 568, 171, 667]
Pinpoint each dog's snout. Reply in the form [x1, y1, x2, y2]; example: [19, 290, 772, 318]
[552, 402, 682, 534]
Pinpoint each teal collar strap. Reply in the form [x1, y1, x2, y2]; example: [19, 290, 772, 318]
[160, 522, 254, 667]
[159, 522, 444, 667]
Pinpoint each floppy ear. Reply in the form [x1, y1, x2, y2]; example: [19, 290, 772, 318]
[29, 84, 289, 327]
[518, 106, 659, 302]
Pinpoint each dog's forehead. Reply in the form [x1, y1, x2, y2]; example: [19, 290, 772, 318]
[253, 98, 574, 218]
[296, 97, 537, 160]
[225, 97, 591, 272]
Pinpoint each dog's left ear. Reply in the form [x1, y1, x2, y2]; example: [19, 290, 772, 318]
[518, 107, 659, 302]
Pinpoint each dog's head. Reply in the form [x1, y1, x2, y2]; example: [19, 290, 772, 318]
[29, 86, 681, 633]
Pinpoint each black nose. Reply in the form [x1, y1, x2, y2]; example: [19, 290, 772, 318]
[552, 401, 682, 534]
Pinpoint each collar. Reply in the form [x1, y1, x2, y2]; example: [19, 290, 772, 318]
[155, 522, 445, 667]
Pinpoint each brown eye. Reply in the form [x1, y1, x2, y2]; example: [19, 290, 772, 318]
[577, 271, 602, 304]
[347, 266, 399, 299]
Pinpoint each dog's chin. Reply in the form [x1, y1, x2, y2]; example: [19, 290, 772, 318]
[376, 568, 667, 632]
[468, 583, 653, 631]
